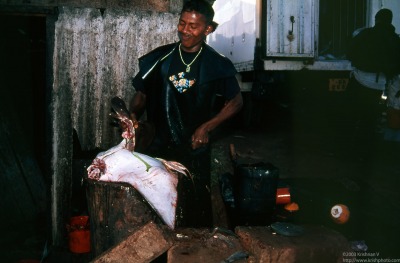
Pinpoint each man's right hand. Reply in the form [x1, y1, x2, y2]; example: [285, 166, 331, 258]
[129, 113, 139, 129]
[129, 91, 147, 122]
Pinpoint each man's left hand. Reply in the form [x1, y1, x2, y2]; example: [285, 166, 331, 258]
[191, 126, 209, 149]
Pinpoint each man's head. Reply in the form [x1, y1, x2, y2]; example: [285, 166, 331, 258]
[181, 0, 218, 30]
[375, 8, 393, 25]
[178, 0, 218, 52]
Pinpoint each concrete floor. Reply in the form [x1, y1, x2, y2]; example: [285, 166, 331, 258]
[211, 92, 400, 260]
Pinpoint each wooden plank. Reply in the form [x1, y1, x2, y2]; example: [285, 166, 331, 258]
[92, 221, 173, 263]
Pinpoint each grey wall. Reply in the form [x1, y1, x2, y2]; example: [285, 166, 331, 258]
[53, 7, 178, 151]
[0, 0, 183, 13]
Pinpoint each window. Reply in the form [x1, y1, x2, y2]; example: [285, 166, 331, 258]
[318, 0, 367, 59]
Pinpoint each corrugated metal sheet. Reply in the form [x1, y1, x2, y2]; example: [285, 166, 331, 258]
[53, 7, 178, 151]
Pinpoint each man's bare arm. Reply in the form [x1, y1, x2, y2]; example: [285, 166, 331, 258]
[191, 92, 243, 149]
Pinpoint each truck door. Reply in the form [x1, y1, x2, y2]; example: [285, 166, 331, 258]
[264, 0, 316, 59]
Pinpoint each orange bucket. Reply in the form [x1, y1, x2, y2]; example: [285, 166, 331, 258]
[67, 216, 90, 254]
[276, 187, 291, 205]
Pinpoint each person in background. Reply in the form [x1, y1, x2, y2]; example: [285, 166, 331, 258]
[384, 74, 400, 142]
[347, 8, 400, 143]
[129, 0, 243, 228]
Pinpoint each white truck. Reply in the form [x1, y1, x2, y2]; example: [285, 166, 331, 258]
[208, 0, 400, 93]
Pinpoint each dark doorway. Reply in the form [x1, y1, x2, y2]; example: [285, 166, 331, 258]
[0, 14, 47, 171]
[0, 14, 48, 261]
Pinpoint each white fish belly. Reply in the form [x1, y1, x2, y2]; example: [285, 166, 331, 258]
[96, 148, 178, 229]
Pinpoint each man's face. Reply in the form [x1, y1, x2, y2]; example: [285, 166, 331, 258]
[178, 11, 212, 52]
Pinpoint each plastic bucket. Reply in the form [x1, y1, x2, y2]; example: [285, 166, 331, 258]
[67, 216, 90, 254]
[233, 162, 279, 225]
[276, 187, 291, 205]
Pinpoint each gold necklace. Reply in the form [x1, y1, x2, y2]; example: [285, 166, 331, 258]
[179, 43, 203, 73]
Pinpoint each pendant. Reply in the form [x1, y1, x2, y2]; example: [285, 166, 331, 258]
[186, 66, 190, 73]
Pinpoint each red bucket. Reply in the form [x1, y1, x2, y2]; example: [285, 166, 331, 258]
[67, 216, 90, 254]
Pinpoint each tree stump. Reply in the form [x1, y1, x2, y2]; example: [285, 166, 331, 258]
[85, 179, 162, 258]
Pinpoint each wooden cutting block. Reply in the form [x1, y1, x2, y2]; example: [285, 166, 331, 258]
[86, 179, 163, 258]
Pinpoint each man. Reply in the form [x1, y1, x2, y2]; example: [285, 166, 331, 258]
[347, 8, 400, 141]
[129, 0, 243, 227]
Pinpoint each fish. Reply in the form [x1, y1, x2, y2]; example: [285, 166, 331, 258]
[87, 96, 190, 229]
